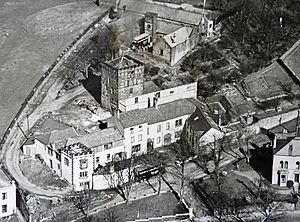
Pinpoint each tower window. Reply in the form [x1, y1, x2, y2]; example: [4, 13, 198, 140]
[160, 49, 164, 55]
[129, 88, 133, 94]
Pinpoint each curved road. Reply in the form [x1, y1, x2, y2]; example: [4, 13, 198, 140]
[3, 13, 109, 198]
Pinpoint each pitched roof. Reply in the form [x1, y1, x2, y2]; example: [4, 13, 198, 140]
[35, 127, 78, 146]
[157, 20, 183, 35]
[163, 27, 193, 48]
[274, 137, 300, 156]
[66, 127, 123, 148]
[119, 98, 196, 128]
[119, 0, 208, 26]
[280, 39, 300, 81]
[188, 107, 220, 133]
[241, 61, 296, 100]
[269, 117, 298, 134]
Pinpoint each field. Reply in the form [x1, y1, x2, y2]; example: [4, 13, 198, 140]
[0, 0, 108, 139]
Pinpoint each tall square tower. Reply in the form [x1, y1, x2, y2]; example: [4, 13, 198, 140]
[100, 55, 144, 115]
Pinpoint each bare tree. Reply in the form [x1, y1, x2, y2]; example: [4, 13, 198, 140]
[167, 141, 195, 201]
[193, 137, 231, 191]
[103, 158, 136, 202]
[140, 151, 169, 195]
[236, 174, 284, 222]
[68, 188, 93, 222]
[103, 207, 119, 222]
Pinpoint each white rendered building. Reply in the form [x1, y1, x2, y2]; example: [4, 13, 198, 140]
[0, 169, 16, 218]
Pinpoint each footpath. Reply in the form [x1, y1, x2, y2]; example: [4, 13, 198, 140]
[1, 10, 110, 198]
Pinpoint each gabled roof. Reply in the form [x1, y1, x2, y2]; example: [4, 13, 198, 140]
[157, 20, 183, 35]
[35, 127, 78, 146]
[241, 61, 296, 100]
[119, 98, 196, 128]
[274, 137, 300, 156]
[66, 127, 123, 149]
[119, 0, 208, 26]
[187, 107, 220, 133]
[280, 39, 300, 81]
[269, 117, 298, 134]
[163, 27, 193, 48]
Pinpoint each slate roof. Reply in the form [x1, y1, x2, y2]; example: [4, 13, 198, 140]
[274, 137, 300, 156]
[119, 98, 196, 128]
[188, 107, 220, 133]
[66, 127, 123, 148]
[163, 27, 193, 48]
[119, 0, 207, 26]
[157, 20, 183, 35]
[280, 39, 300, 81]
[269, 117, 298, 134]
[35, 127, 78, 146]
[241, 61, 295, 100]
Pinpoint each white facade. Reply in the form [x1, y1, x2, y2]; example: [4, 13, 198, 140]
[0, 170, 16, 218]
[122, 116, 189, 158]
[23, 127, 128, 191]
[272, 138, 300, 188]
[119, 82, 197, 112]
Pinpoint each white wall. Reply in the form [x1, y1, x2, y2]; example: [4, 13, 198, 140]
[123, 123, 148, 158]
[0, 182, 16, 218]
[200, 128, 223, 145]
[94, 144, 126, 167]
[119, 82, 197, 112]
[93, 168, 130, 190]
[272, 154, 300, 187]
[72, 153, 94, 191]
[61, 153, 72, 184]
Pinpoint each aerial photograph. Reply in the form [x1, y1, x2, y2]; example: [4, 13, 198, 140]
[1, 0, 300, 221]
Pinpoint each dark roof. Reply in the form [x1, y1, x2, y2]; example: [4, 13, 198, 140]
[280, 39, 300, 81]
[119, 0, 208, 26]
[269, 117, 298, 134]
[119, 99, 196, 128]
[273, 137, 297, 155]
[188, 107, 220, 132]
[241, 61, 296, 100]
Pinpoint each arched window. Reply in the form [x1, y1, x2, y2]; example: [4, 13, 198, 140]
[285, 161, 289, 169]
[297, 161, 300, 169]
[280, 161, 283, 168]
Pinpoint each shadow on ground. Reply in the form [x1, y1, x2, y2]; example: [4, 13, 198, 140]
[82, 73, 101, 104]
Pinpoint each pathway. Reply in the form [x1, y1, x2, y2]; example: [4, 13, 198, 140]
[2, 13, 110, 198]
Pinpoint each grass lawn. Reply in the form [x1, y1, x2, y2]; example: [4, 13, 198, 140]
[93, 192, 186, 221]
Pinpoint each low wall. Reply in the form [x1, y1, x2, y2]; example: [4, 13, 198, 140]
[0, 9, 109, 158]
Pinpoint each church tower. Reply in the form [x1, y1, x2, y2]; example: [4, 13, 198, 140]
[144, 12, 158, 43]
